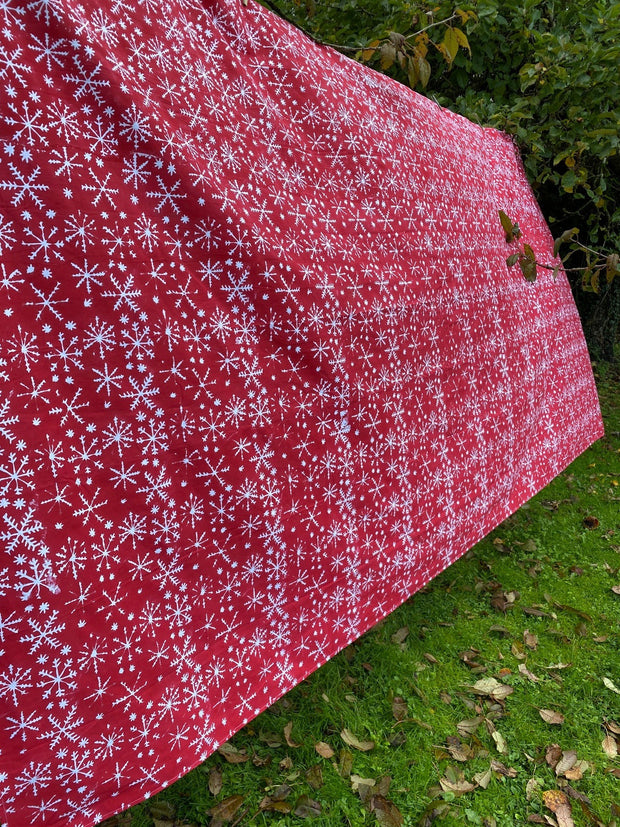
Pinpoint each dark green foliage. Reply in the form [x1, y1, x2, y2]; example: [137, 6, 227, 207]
[265, 0, 620, 358]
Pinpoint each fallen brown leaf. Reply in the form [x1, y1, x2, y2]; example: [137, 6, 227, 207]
[457, 716, 483, 737]
[556, 750, 578, 777]
[283, 721, 301, 748]
[602, 735, 618, 758]
[375, 777, 392, 798]
[539, 709, 565, 725]
[338, 748, 353, 778]
[259, 798, 291, 814]
[369, 795, 404, 827]
[149, 801, 175, 827]
[526, 777, 541, 801]
[490, 759, 517, 777]
[270, 784, 292, 802]
[543, 790, 574, 827]
[546, 744, 563, 770]
[473, 767, 492, 789]
[603, 677, 620, 694]
[552, 601, 592, 622]
[522, 606, 549, 617]
[278, 755, 293, 771]
[208, 765, 223, 796]
[314, 741, 334, 759]
[305, 764, 323, 790]
[424, 652, 439, 664]
[583, 515, 600, 530]
[217, 743, 250, 764]
[293, 795, 322, 818]
[391, 626, 409, 645]
[575, 621, 589, 637]
[470, 677, 514, 700]
[605, 719, 620, 734]
[563, 759, 589, 781]
[209, 795, 244, 823]
[524, 630, 539, 649]
[388, 731, 407, 747]
[519, 663, 540, 682]
[612, 585, 620, 595]
[341, 728, 375, 752]
[445, 735, 474, 762]
[491, 730, 508, 754]
[439, 766, 476, 794]
[351, 774, 377, 794]
[391, 696, 408, 722]
[259, 730, 283, 748]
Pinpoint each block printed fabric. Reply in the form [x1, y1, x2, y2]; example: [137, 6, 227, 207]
[0, 0, 603, 825]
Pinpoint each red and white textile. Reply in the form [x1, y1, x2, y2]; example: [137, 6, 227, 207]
[0, 0, 603, 825]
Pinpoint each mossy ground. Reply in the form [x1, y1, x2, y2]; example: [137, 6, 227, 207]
[111, 370, 619, 827]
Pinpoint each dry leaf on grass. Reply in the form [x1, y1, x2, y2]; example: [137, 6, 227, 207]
[338, 748, 353, 778]
[603, 677, 620, 694]
[543, 790, 574, 827]
[446, 735, 474, 762]
[546, 744, 563, 770]
[209, 795, 244, 823]
[314, 741, 334, 759]
[473, 767, 492, 789]
[457, 716, 483, 737]
[369, 795, 404, 827]
[539, 709, 565, 725]
[439, 766, 476, 794]
[208, 765, 223, 796]
[351, 774, 377, 792]
[259, 798, 291, 814]
[149, 801, 175, 827]
[217, 743, 250, 764]
[283, 721, 301, 748]
[392, 696, 408, 722]
[564, 760, 589, 781]
[519, 663, 540, 682]
[524, 630, 539, 649]
[341, 728, 375, 751]
[305, 764, 323, 790]
[469, 677, 514, 700]
[555, 750, 578, 777]
[602, 735, 618, 758]
[526, 778, 542, 801]
[491, 730, 508, 754]
[293, 795, 322, 818]
[490, 759, 517, 777]
[391, 626, 409, 645]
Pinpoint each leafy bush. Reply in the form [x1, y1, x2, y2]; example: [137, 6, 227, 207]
[267, 0, 620, 358]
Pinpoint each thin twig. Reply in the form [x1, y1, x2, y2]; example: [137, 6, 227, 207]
[256, 0, 460, 55]
[405, 13, 460, 40]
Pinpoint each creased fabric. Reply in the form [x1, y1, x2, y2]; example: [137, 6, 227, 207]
[0, 1, 603, 825]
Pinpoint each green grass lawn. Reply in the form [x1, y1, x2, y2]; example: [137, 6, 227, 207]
[111, 368, 619, 827]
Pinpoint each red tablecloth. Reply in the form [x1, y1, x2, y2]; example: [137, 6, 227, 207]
[0, 1, 603, 825]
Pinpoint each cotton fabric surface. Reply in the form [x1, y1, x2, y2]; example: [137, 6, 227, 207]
[0, 1, 603, 825]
